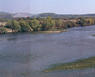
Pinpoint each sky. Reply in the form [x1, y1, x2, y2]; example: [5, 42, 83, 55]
[0, 0, 95, 14]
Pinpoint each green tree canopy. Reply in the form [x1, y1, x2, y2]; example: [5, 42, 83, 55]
[29, 18, 42, 31]
[43, 16, 55, 30]
[77, 17, 87, 26]
[6, 20, 21, 32]
[0, 27, 7, 34]
[19, 20, 32, 32]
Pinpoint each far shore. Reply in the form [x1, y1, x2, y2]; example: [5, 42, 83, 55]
[0, 29, 67, 34]
[38, 30, 67, 33]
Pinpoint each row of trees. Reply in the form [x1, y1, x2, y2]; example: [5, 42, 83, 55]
[2, 17, 95, 33]
[6, 17, 58, 32]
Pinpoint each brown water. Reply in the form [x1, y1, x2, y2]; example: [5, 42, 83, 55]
[0, 26, 95, 77]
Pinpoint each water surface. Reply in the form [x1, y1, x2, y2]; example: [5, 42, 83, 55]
[0, 26, 95, 77]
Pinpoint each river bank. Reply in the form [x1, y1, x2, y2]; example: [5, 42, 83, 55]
[0, 28, 67, 34]
[38, 30, 67, 33]
[44, 56, 95, 72]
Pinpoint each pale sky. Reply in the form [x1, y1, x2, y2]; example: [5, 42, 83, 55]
[0, 0, 95, 14]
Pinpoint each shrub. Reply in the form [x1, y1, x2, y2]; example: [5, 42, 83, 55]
[0, 27, 7, 34]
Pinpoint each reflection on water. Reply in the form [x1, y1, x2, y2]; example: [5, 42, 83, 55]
[0, 26, 95, 77]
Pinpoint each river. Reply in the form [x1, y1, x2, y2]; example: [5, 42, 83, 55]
[0, 25, 95, 77]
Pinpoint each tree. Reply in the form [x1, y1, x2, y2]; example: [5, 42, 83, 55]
[87, 18, 94, 25]
[19, 20, 32, 32]
[55, 19, 63, 29]
[0, 27, 7, 34]
[29, 18, 42, 31]
[43, 16, 55, 30]
[77, 17, 87, 26]
[6, 20, 21, 32]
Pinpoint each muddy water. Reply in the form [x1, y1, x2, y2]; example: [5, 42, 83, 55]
[0, 26, 95, 77]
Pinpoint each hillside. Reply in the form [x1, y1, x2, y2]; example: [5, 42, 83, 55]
[32, 13, 95, 18]
[13, 13, 33, 18]
[0, 12, 13, 19]
[1, 12, 95, 19]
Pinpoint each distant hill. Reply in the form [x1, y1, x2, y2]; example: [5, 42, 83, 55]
[0, 12, 33, 19]
[81, 14, 95, 17]
[13, 13, 33, 18]
[32, 13, 95, 18]
[34, 13, 58, 18]
[1, 12, 95, 19]
[0, 12, 13, 19]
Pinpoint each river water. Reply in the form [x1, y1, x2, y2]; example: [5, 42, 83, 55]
[0, 26, 95, 77]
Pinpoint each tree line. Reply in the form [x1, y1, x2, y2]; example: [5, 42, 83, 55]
[1, 16, 95, 33]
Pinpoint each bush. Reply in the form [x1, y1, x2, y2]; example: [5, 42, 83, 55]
[19, 20, 32, 32]
[6, 20, 21, 32]
[0, 27, 7, 34]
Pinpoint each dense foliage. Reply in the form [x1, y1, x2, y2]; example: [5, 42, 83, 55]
[1, 16, 95, 33]
[0, 27, 7, 34]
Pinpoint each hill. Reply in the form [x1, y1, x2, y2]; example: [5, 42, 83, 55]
[0, 12, 13, 19]
[1, 12, 95, 19]
[13, 13, 33, 18]
[32, 13, 95, 18]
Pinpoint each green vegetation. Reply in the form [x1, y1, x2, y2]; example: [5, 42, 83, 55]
[6, 20, 21, 32]
[29, 18, 41, 31]
[0, 27, 7, 34]
[19, 20, 32, 32]
[1, 16, 95, 34]
[44, 57, 95, 72]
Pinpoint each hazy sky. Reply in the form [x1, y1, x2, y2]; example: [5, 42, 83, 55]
[0, 0, 95, 14]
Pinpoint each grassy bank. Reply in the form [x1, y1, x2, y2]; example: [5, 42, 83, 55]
[0, 28, 67, 34]
[44, 56, 95, 72]
[38, 30, 67, 33]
